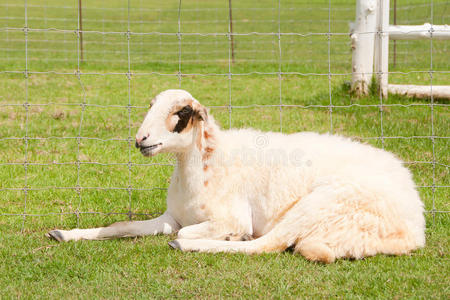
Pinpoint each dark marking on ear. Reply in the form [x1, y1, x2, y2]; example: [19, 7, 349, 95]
[197, 107, 208, 122]
[196, 111, 204, 121]
[173, 105, 194, 133]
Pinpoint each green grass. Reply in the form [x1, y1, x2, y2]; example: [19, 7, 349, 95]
[0, 0, 449, 298]
[1, 217, 449, 298]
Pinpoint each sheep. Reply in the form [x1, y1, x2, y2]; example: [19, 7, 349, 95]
[47, 89, 425, 263]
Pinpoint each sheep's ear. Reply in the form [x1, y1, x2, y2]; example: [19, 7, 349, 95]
[192, 101, 208, 122]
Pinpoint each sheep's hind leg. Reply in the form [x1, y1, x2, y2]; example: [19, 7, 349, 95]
[294, 239, 335, 263]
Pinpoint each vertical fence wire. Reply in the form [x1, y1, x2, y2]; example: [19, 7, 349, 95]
[327, 0, 333, 134]
[378, 0, 385, 150]
[74, 0, 88, 227]
[227, 1, 232, 129]
[277, 0, 283, 133]
[5, 3, 8, 63]
[21, 0, 29, 231]
[429, 0, 436, 223]
[177, 0, 182, 88]
[126, 0, 133, 221]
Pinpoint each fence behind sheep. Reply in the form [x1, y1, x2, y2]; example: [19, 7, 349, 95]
[0, 0, 448, 232]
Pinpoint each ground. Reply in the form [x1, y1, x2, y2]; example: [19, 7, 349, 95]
[0, 0, 449, 298]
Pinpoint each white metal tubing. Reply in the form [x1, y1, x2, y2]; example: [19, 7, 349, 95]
[389, 23, 450, 40]
[388, 84, 450, 99]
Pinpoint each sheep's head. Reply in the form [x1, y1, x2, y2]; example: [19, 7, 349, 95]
[135, 89, 207, 157]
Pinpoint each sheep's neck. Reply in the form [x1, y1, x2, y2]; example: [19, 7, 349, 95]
[176, 122, 219, 193]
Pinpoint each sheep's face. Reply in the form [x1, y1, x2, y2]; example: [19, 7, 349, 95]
[135, 89, 207, 157]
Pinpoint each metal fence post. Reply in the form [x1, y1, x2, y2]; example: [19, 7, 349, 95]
[78, 0, 84, 62]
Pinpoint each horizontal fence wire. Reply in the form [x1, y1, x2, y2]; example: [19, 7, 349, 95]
[1, 70, 450, 77]
[2, 2, 447, 11]
[0, 0, 448, 229]
[3, 27, 450, 36]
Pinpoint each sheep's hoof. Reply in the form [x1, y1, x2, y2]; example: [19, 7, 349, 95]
[47, 230, 64, 242]
[241, 234, 253, 241]
[168, 240, 181, 250]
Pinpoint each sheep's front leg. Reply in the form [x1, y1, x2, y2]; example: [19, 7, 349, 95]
[47, 212, 180, 242]
[177, 221, 214, 239]
[177, 221, 253, 241]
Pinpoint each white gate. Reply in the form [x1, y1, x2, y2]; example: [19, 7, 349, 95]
[351, 0, 450, 98]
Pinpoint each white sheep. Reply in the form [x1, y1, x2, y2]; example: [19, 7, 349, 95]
[47, 89, 425, 263]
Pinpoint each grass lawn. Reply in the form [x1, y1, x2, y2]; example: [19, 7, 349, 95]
[0, 0, 449, 298]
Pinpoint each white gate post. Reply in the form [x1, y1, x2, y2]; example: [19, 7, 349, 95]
[374, 0, 389, 98]
[351, 0, 378, 96]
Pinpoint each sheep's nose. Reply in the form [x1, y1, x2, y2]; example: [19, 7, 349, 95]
[135, 134, 148, 148]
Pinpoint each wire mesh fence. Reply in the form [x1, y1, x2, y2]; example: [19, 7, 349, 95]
[0, 0, 448, 231]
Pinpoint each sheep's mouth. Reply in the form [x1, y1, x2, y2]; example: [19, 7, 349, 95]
[140, 143, 162, 156]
